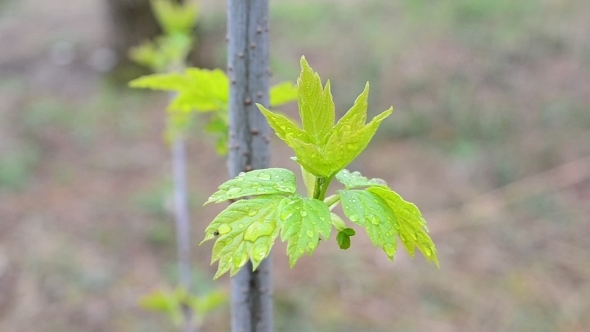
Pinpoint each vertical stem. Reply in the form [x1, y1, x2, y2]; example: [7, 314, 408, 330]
[227, 0, 272, 332]
[313, 177, 332, 201]
[171, 120, 195, 331]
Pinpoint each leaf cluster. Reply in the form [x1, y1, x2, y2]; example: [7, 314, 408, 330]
[128, 0, 198, 72]
[130, 69, 297, 151]
[139, 287, 226, 327]
[202, 58, 438, 278]
[258, 57, 392, 179]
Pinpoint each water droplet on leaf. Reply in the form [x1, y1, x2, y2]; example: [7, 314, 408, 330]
[257, 172, 271, 180]
[234, 252, 249, 269]
[348, 214, 359, 222]
[300, 211, 308, 217]
[218, 224, 232, 235]
[227, 187, 242, 195]
[306, 230, 314, 237]
[252, 242, 269, 261]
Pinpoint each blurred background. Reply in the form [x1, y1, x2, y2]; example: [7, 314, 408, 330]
[1, 0, 589, 331]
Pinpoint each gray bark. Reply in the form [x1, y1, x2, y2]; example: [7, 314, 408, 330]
[226, 0, 273, 332]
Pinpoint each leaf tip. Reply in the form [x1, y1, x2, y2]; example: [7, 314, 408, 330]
[300, 55, 308, 67]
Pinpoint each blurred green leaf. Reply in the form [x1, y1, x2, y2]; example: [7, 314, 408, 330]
[270, 81, 298, 107]
[151, 0, 198, 35]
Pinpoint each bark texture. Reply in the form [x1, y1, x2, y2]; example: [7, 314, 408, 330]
[227, 0, 272, 331]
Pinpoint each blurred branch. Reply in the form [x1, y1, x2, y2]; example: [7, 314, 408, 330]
[427, 155, 590, 234]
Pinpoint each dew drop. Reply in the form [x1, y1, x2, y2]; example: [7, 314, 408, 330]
[252, 242, 269, 260]
[348, 214, 359, 222]
[236, 177, 244, 181]
[424, 247, 433, 257]
[238, 172, 246, 177]
[234, 252, 248, 269]
[218, 224, 232, 235]
[238, 223, 245, 229]
[257, 172, 271, 180]
[305, 230, 314, 237]
[307, 242, 315, 249]
[273, 183, 292, 192]
[248, 209, 257, 217]
[227, 187, 242, 195]
[370, 216, 380, 225]
[347, 144, 356, 150]
[300, 211, 308, 217]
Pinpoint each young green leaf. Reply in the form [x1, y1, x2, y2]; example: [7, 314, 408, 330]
[257, 105, 311, 144]
[297, 56, 335, 143]
[258, 58, 393, 178]
[278, 195, 332, 267]
[324, 107, 393, 175]
[129, 73, 189, 90]
[285, 135, 333, 177]
[203, 196, 284, 278]
[336, 227, 356, 250]
[205, 168, 297, 204]
[338, 190, 398, 259]
[335, 169, 388, 189]
[367, 186, 438, 266]
[151, 0, 198, 35]
[188, 290, 227, 316]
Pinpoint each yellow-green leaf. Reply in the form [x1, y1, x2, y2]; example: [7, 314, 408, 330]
[338, 190, 398, 259]
[335, 169, 388, 189]
[257, 104, 310, 144]
[203, 196, 284, 278]
[367, 186, 438, 266]
[297, 56, 335, 143]
[278, 196, 332, 267]
[129, 73, 189, 90]
[324, 107, 393, 174]
[205, 168, 297, 204]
